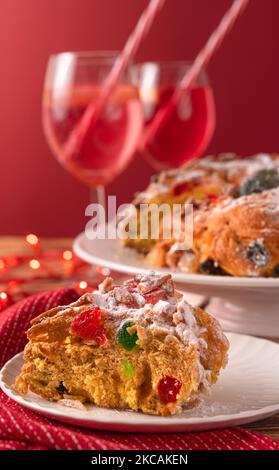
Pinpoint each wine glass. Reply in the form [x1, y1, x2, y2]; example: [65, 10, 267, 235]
[134, 61, 216, 171]
[42, 51, 143, 208]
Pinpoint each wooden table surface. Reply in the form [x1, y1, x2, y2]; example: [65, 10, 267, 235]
[0, 236, 278, 442]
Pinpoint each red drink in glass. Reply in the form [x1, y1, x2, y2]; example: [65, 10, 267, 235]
[43, 84, 142, 186]
[136, 62, 216, 171]
[42, 52, 143, 189]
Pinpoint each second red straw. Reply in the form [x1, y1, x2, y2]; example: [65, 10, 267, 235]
[142, 0, 249, 150]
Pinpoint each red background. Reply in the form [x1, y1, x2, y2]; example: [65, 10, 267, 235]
[1, 0, 278, 237]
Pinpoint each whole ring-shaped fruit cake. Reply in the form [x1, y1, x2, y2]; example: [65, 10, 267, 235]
[122, 153, 279, 277]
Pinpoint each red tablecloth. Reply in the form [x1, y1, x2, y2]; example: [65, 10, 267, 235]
[0, 289, 278, 451]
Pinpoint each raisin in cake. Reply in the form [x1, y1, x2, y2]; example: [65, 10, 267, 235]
[14, 273, 229, 416]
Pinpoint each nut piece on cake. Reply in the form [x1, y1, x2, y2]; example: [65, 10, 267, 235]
[14, 273, 229, 416]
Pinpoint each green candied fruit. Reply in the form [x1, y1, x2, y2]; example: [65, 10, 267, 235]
[240, 169, 279, 196]
[117, 321, 138, 351]
[123, 358, 134, 378]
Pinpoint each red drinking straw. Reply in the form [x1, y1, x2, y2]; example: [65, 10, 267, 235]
[142, 0, 249, 150]
[62, 0, 166, 162]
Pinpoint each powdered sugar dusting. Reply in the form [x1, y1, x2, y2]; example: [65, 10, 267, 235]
[209, 187, 279, 218]
[90, 272, 217, 398]
[134, 153, 279, 202]
[58, 398, 87, 410]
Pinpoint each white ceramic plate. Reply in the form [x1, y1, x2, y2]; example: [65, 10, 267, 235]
[73, 234, 279, 337]
[73, 233, 279, 288]
[1, 333, 279, 433]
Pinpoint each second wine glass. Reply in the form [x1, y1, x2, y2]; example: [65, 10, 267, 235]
[135, 61, 216, 171]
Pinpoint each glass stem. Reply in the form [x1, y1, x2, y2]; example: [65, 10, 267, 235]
[90, 185, 106, 221]
[89, 185, 107, 274]
[97, 185, 106, 216]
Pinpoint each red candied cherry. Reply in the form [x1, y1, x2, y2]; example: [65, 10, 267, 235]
[70, 307, 107, 345]
[173, 182, 190, 197]
[144, 288, 167, 305]
[158, 376, 182, 404]
[207, 193, 218, 202]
